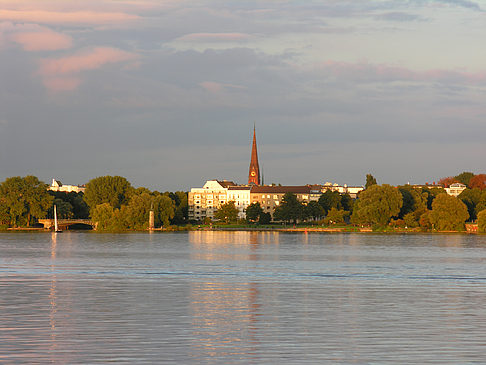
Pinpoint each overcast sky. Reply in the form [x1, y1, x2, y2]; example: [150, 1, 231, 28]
[1, 0, 485, 191]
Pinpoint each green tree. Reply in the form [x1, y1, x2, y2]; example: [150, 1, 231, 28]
[245, 202, 264, 223]
[324, 207, 346, 224]
[458, 188, 482, 221]
[273, 193, 303, 224]
[215, 201, 239, 224]
[84, 176, 133, 210]
[49, 191, 89, 219]
[0, 176, 53, 227]
[318, 190, 342, 214]
[50, 198, 74, 219]
[259, 212, 272, 224]
[454, 172, 475, 187]
[304, 201, 323, 221]
[478, 209, 486, 233]
[365, 174, 377, 189]
[351, 184, 403, 227]
[91, 203, 116, 231]
[429, 193, 469, 231]
[397, 185, 427, 224]
[341, 193, 354, 212]
[123, 191, 174, 229]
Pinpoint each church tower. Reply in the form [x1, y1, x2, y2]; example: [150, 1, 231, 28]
[248, 126, 260, 185]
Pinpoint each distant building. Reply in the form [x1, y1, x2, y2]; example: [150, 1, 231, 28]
[49, 179, 85, 193]
[445, 183, 466, 197]
[321, 182, 364, 198]
[227, 186, 251, 219]
[188, 180, 236, 221]
[248, 126, 260, 185]
[250, 185, 311, 218]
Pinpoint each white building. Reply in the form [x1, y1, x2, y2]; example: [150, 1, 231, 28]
[445, 183, 466, 197]
[227, 186, 251, 219]
[49, 179, 85, 193]
[188, 180, 236, 221]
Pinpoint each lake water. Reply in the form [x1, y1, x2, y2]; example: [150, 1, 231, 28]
[1, 231, 486, 364]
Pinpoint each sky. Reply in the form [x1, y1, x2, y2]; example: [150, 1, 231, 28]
[0, 0, 485, 191]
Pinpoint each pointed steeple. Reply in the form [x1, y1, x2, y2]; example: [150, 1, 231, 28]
[248, 125, 260, 185]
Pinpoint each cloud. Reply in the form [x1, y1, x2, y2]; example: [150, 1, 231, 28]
[11, 29, 72, 51]
[177, 32, 252, 42]
[316, 60, 486, 85]
[375, 12, 424, 22]
[200, 81, 246, 93]
[0, 9, 139, 25]
[436, 0, 482, 11]
[39, 47, 139, 91]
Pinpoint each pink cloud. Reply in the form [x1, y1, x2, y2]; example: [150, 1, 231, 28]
[43, 76, 81, 92]
[39, 47, 139, 91]
[178, 33, 251, 42]
[12, 29, 72, 51]
[0, 9, 139, 25]
[200, 81, 246, 93]
[40, 47, 138, 76]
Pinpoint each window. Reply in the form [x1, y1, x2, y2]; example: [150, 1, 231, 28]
[274, 195, 278, 199]
[267, 194, 270, 198]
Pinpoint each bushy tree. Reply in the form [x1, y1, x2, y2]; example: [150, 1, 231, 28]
[478, 210, 486, 233]
[245, 202, 264, 223]
[438, 176, 458, 188]
[458, 188, 482, 221]
[429, 193, 469, 231]
[365, 174, 377, 189]
[273, 193, 303, 224]
[397, 185, 427, 225]
[304, 201, 323, 221]
[318, 190, 342, 214]
[0, 176, 53, 227]
[324, 207, 346, 225]
[215, 201, 239, 223]
[351, 184, 403, 227]
[469, 174, 486, 190]
[454, 172, 475, 187]
[84, 176, 133, 210]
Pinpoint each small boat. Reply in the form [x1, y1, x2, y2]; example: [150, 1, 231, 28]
[54, 205, 62, 233]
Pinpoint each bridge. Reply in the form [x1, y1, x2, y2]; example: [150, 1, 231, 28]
[38, 219, 95, 230]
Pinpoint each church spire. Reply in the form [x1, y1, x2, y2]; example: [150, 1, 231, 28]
[248, 125, 260, 185]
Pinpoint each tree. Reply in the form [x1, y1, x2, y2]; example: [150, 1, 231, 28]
[469, 174, 486, 190]
[458, 188, 482, 221]
[438, 176, 458, 188]
[215, 201, 239, 224]
[318, 190, 342, 214]
[324, 207, 346, 225]
[397, 185, 427, 224]
[365, 174, 377, 189]
[123, 192, 175, 229]
[304, 201, 323, 221]
[259, 212, 272, 224]
[273, 193, 303, 224]
[245, 202, 264, 223]
[340, 193, 354, 212]
[429, 193, 469, 231]
[478, 210, 486, 233]
[50, 198, 74, 219]
[454, 172, 475, 187]
[0, 176, 53, 227]
[351, 184, 403, 227]
[84, 176, 133, 210]
[91, 203, 116, 231]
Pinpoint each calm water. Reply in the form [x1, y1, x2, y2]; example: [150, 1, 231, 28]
[1, 231, 486, 364]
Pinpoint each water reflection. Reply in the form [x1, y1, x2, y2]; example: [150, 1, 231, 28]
[189, 231, 265, 360]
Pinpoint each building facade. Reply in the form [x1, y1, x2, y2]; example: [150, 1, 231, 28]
[188, 180, 236, 221]
[49, 179, 86, 193]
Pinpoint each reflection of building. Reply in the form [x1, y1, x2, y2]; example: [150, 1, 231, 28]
[49, 179, 85, 193]
[445, 183, 466, 197]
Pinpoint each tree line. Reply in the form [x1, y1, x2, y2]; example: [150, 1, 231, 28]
[0, 175, 188, 230]
[215, 172, 486, 232]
